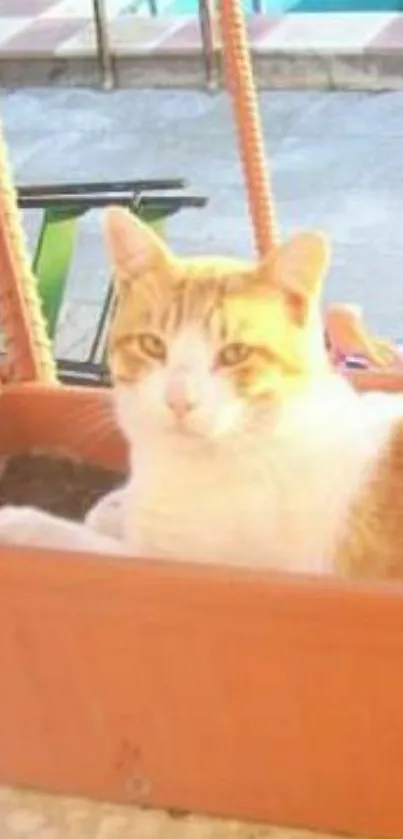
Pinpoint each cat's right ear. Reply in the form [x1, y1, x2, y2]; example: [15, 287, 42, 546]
[104, 206, 171, 287]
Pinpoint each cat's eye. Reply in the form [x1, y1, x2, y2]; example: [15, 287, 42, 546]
[216, 342, 252, 368]
[135, 332, 167, 361]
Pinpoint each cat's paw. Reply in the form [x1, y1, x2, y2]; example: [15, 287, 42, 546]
[85, 487, 126, 540]
[0, 505, 133, 556]
[0, 505, 49, 547]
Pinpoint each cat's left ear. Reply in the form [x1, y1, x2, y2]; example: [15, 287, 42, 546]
[261, 231, 330, 324]
[104, 206, 172, 287]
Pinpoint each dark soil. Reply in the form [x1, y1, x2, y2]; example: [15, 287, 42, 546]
[0, 452, 124, 521]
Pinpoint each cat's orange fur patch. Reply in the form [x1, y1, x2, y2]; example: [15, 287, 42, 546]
[335, 418, 403, 579]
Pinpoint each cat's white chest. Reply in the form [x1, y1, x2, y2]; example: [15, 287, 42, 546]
[123, 383, 403, 574]
[135, 461, 275, 568]
[128, 457, 340, 573]
[130, 473, 275, 569]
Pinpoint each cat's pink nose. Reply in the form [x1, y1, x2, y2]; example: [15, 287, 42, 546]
[165, 373, 197, 419]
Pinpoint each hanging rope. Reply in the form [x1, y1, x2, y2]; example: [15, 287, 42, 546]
[218, 0, 279, 258]
[0, 118, 57, 383]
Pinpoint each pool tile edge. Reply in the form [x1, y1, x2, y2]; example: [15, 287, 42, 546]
[1, 12, 403, 89]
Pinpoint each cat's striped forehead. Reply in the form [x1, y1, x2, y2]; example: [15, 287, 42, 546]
[112, 257, 257, 342]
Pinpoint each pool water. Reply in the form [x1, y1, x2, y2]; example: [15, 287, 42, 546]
[158, 0, 403, 13]
[286, 0, 403, 9]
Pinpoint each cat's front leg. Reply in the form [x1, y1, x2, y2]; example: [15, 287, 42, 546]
[0, 506, 132, 556]
[86, 484, 142, 555]
[85, 486, 128, 540]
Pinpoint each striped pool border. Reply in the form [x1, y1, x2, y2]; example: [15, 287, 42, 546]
[1, 9, 403, 89]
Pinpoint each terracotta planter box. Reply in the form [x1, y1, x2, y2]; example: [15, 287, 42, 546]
[1, 379, 403, 839]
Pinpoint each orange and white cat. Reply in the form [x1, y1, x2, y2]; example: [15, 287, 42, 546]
[0, 206, 403, 579]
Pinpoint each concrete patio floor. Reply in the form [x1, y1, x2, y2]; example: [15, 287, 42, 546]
[1, 85, 403, 352]
[0, 784, 356, 839]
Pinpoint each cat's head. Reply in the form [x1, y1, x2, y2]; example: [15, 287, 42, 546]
[104, 207, 330, 443]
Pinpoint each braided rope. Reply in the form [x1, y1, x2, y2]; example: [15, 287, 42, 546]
[218, 0, 279, 258]
[0, 117, 57, 383]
